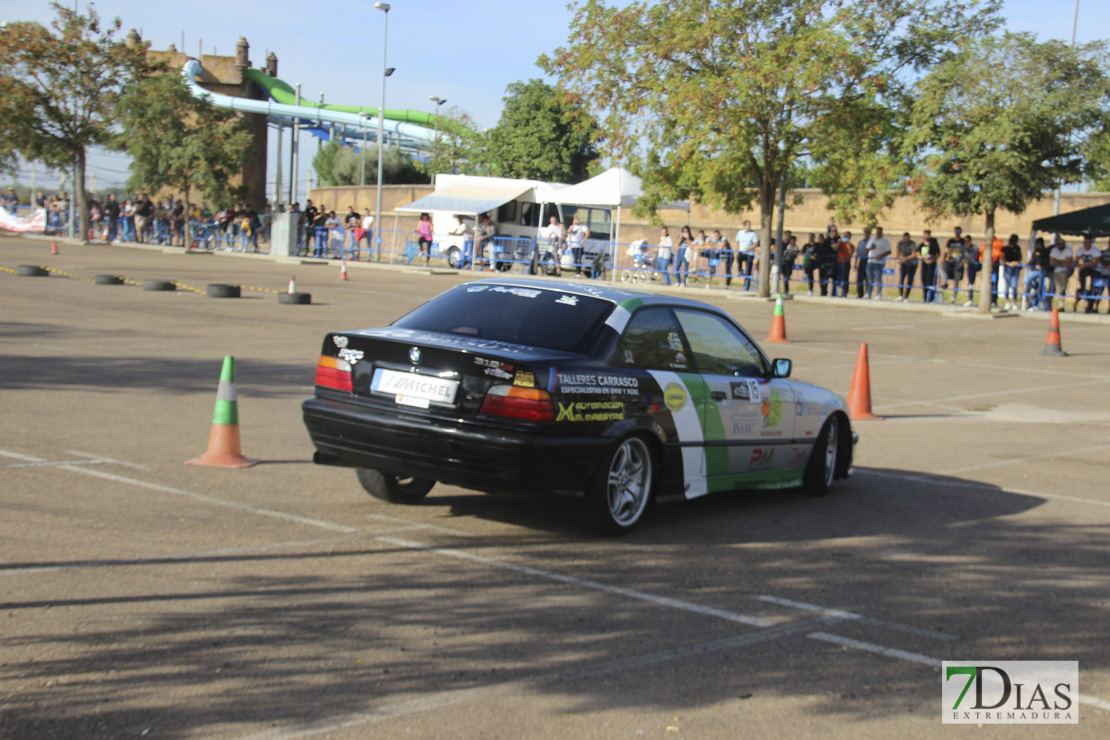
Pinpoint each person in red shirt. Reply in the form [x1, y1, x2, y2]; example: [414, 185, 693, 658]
[836, 232, 854, 297]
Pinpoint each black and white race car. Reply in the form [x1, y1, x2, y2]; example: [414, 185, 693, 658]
[303, 278, 856, 533]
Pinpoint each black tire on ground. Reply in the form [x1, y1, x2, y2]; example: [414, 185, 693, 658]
[277, 291, 311, 305]
[94, 274, 124, 285]
[803, 414, 842, 496]
[577, 434, 655, 535]
[142, 280, 175, 291]
[16, 265, 49, 277]
[206, 283, 241, 298]
[355, 468, 435, 504]
[445, 246, 462, 269]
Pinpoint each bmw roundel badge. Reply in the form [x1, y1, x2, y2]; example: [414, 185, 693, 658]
[409, 347, 421, 365]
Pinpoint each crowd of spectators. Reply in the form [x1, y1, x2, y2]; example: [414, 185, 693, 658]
[1, 188, 273, 251]
[291, 200, 375, 260]
[626, 220, 1110, 313]
[5, 186, 1109, 313]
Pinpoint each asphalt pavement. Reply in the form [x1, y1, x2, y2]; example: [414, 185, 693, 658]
[2, 235, 1108, 739]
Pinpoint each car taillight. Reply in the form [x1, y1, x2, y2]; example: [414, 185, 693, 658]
[479, 385, 554, 422]
[315, 355, 353, 392]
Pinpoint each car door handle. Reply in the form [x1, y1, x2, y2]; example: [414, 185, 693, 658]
[710, 391, 727, 401]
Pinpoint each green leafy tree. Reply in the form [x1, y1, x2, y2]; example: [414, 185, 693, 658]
[1084, 124, 1110, 192]
[423, 107, 484, 178]
[118, 71, 255, 208]
[904, 33, 1109, 312]
[0, 2, 151, 241]
[483, 79, 600, 183]
[313, 138, 429, 186]
[543, 0, 1000, 296]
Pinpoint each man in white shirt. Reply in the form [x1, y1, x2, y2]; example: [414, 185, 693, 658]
[735, 220, 758, 290]
[1074, 234, 1101, 312]
[1049, 237, 1074, 310]
[449, 215, 472, 268]
[865, 226, 891, 299]
[545, 216, 565, 276]
[567, 216, 590, 278]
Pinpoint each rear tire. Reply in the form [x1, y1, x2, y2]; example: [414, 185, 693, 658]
[356, 468, 435, 504]
[578, 435, 655, 535]
[803, 415, 841, 496]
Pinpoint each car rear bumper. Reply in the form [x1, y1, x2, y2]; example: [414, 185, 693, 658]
[303, 396, 610, 497]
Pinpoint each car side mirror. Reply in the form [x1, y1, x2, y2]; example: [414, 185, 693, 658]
[771, 358, 792, 378]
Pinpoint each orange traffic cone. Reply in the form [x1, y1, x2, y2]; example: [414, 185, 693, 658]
[847, 343, 882, 421]
[1038, 308, 1067, 357]
[186, 356, 257, 468]
[50, 239, 58, 255]
[287, 276, 297, 294]
[340, 261, 349, 281]
[766, 293, 790, 343]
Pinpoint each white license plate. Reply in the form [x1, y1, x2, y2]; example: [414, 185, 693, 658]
[371, 368, 458, 405]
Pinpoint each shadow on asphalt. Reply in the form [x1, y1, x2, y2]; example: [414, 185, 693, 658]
[3, 483, 1105, 735]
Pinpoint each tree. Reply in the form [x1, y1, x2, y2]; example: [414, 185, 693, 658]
[1083, 124, 1110, 192]
[483, 79, 600, 183]
[0, 2, 150, 241]
[423, 107, 484, 179]
[312, 139, 429, 186]
[118, 71, 255, 208]
[904, 33, 1109, 313]
[543, 0, 1001, 296]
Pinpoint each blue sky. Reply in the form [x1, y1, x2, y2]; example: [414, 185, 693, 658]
[6, 0, 1107, 196]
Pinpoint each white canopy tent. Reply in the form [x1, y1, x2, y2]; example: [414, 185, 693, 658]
[543, 166, 690, 246]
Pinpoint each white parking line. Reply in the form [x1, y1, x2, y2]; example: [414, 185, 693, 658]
[755, 595, 958, 641]
[377, 535, 774, 628]
[65, 449, 153, 471]
[0, 458, 121, 469]
[0, 447, 359, 534]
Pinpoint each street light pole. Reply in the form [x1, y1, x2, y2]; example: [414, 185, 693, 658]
[360, 115, 369, 187]
[428, 95, 446, 137]
[428, 95, 446, 168]
[374, 2, 390, 262]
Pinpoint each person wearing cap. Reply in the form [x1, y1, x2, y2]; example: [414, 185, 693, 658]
[1, 187, 18, 213]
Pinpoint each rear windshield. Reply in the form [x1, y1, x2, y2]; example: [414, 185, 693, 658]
[393, 284, 612, 352]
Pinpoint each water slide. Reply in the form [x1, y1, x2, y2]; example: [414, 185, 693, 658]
[181, 60, 463, 149]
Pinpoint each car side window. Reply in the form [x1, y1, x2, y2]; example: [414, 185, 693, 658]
[673, 309, 765, 377]
[617, 307, 689, 371]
